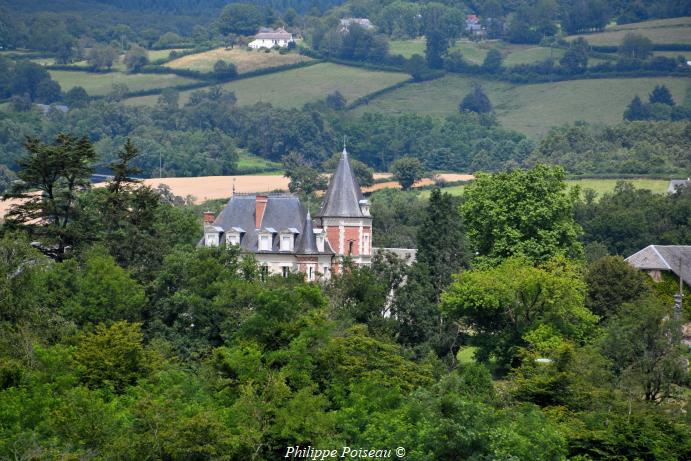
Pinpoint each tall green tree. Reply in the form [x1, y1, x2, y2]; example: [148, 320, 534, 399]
[416, 188, 470, 302]
[461, 165, 583, 264]
[649, 84, 675, 106]
[3, 134, 96, 260]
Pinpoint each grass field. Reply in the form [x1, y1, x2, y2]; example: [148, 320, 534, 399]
[165, 47, 311, 73]
[389, 39, 425, 58]
[149, 48, 186, 61]
[568, 16, 691, 45]
[237, 152, 282, 173]
[419, 178, 670, 199]
[125, 62, 409, 108]
[353, 74, 690, 138]
[49, 70, 199, 96]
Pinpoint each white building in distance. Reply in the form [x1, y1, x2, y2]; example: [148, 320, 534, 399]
[248, 27, 294, 49]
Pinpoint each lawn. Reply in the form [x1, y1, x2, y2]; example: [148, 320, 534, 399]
[420, 179, 670, 199]
[165, 47, 311, 73]
[567, 16, 691, 46]
[389, 39, 425, 58]
[353, 74, 690, 138]
[125, 62, 409, 108]
[49, 70, 199, 96]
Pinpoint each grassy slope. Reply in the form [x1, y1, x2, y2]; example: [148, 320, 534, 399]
[49, 69, 199, 96]
[125, 62, 409, 108]
[352, 75, 690, 138]
[567, 16, 691, 46]
[165, 47, 311, 73]
[419, 179, 669, 199]
[237, 152, 282, 173]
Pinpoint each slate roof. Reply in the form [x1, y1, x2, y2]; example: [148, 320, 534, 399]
[626, 245, 691, 286]
[667, 179, 689, 194]
[316, 148, 364, 218]
[211, 194, 332, 255]
[254, 27, 292, 40]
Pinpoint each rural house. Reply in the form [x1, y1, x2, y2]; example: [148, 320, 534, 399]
[203, 148, 374, 280]
[248, 27, 294, 49]
[626, 245, 691, 286]
[339, 18, 374, 33]
[667, 178, 689, 194]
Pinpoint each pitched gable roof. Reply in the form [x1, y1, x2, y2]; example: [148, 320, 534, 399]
[668, 179, 689, 194]
[626, 245, 691, 286]
[316, 148, 364, 218]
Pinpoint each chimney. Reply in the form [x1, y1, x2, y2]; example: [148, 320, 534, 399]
[255, 195, 268, 229]
[203, 211, 215, 224]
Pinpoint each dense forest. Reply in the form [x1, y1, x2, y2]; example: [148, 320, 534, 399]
[0, 137, 689, 458]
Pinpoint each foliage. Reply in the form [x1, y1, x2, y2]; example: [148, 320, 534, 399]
[124, 44, 149, 72]
[619, 32, 654, 60]
[3, 134, 96, 260]
[459, 83, 492, 114]
[442, 257, 597, 371]
[585, 255, 650, 319]
[87, 44, 119, 70]
[462, 165, 583, 264]
[389, 156, 423, 190]
[283, 152, 328, 194]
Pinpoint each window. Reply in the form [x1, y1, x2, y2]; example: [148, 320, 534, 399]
[348, 241, 354, 256]
[323, 266, 330, 277]
[280, 234, 292, 251]
[282, 266, 290, 277]
[227, 233, 239, 245]
[260, 235, 271, 251]
[363, 235, 370, 255]
[205, 233, 219, 247]
[308, 266, 314, 281]
[260, 265, 269, 280]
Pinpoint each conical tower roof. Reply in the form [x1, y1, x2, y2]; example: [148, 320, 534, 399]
[296, 210, 319, 254]
[316, 147, 364, 218]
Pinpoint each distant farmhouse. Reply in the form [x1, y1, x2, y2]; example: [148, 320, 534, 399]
[465, 14, 485, 38]
[667, 178, 689, 194]
[339, 18, 374, 33]
[202, 148, 414, 280]
[248, 27, 294, 49]
[626, 245, 691, 286]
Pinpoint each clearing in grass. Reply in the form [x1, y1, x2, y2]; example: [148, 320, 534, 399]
[352, 74, 690, 138]
[125, 62, 408, 108]
[165, 47, 311, 73]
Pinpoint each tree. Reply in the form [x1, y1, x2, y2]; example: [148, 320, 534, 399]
[390, 156, 424, 190]
[10, 61, 52, 100]
[482, 48, 503, 73]
[585, 255, 650, 319]
[212, 59, 237, 78]
[405, 53, 431, 81]
[623, 95, 649, 120]
[460, 84, 492, 113]
[619, 33, 653, 60]
[74, 321, 148, 392]
[87, 44, 118, 70]
[649, 84, 674, 106]
[442, 257, 597, 370]
[601, 298, 687, 402]
[325, 90, 346, 110]
[3, 134, 96, 260]
[155, 31, 183, 48]
[282, 152, 327, 194]
[461, 165, 583, 263]
[218, 3, 264, 35]
[560, 37, 589, 74]
[417, 188, 470, 301]
[34, 79, 61, 104]
[63, 86, 89, 108]
[123, 44, 148, 72]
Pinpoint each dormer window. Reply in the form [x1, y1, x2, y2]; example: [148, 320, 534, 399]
[279, 228, 299, 252]
[314, 229, 325, 252]
[226, 227, 245, 246]
[359, 199, 371, 216]
[204, 225, 223, 247]
[280, 234, 293, 251]
[259, 234, 271, 251]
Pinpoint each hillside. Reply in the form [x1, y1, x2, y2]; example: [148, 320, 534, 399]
[124, 62, 409, 108]
[351, 75, 691, 138]
[568, 16, 691, 46]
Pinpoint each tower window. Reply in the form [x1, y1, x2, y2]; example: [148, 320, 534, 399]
[348, 241, 354, 255]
